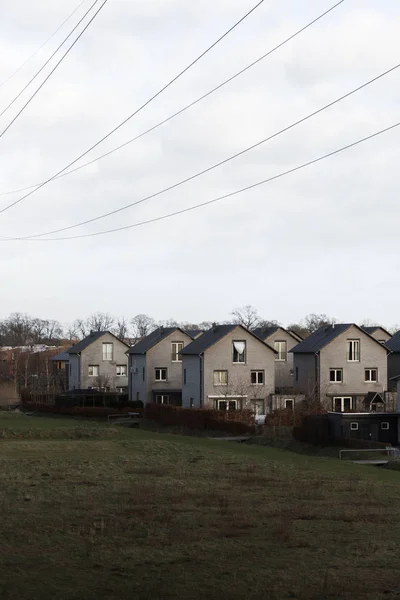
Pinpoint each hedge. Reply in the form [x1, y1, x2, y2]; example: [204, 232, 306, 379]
[20, 402, 143, 419]
[144, 403, 254, 434]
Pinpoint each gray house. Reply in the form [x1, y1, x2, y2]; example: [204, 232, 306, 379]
[386, 331, 400, 389]
[68, 331, 129, 392]
[253, 326, 302, 392]
[181, 324, 276, 415]
[128, 327, 203, 405]
[291, 324, 388, 411]
[362, 326, 392, 344]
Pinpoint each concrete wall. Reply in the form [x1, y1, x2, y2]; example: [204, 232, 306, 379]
[68, 354, 81, 390]
[293, 353, 316, 395]
[78, 333, 128, 390]
[202, 326, 275, 410]
[142, 330, 195, 405]
[319, 325, 388, 409]
[182, 355, 202, 408]
[129, 354, 146, 402]
[263, 327, 298, 391]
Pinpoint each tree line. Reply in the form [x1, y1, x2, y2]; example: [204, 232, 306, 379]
[0, 307, 393, 348]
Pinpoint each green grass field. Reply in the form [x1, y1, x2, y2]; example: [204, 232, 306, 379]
[1, 413, 400, 599]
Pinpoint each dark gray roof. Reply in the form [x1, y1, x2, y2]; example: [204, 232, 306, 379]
[129, 327, 195, 355]
[291, 324, 354, 353]
[386, 330, 400, 352]
[183, 329, 203, 339]
[182, 324, 275, 355]
[292, 323, 389, 354]
[253, 326, 279, 339]
[362, 326, 392, 337]
[51, 350, 71, 362]
[69, 331, 128, 354]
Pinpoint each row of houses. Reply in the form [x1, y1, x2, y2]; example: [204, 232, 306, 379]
[50, 322, 400, 416]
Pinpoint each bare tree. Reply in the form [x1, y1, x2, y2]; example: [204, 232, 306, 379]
[304, 314, 335, 333]
[87, 312, 114, 332]
[231, 305, 262, 330]
[112, 317, 130, 342]
[131, 314, 156, 342]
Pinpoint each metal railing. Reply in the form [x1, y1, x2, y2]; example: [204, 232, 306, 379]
[339, 447, 397, 460]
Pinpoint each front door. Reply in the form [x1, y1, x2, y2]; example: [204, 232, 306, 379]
[370, 423, 379, 442]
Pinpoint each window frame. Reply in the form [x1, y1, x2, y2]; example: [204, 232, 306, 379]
[364, 368, 378, 383]
[274, 340, 287, 362]
[217, 399, 238, 411]
[102, 342, 113, 361]
[350, 422, 359, 431]
[116, 364, 127, 377]
[155, 367, 168, 382]
[381, 422, 389, 430]
[171, 341, 184, 363]
[285, 399, 294, 410]
[251, 370, 264, 385]
[155, 394, 169, 404]
[333, 396, 353, 412]
[329, 368, 343, 383]
[88, 365, 99, 377]
[213, 370, 228, 386]
[232, 341, 246, 364]
[347, 339, 360, 362]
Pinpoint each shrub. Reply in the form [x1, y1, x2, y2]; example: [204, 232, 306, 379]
[20, 401, 143, 419]
[144, 403, 254, 434]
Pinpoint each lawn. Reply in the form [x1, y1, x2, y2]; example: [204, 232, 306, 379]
[1, 414, 400, 599]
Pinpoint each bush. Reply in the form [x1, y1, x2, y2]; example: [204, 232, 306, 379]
[20, 401, 143, 419]
[144, 403, 254, 434]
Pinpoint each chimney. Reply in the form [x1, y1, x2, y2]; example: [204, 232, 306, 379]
[212, 322, 218, 332]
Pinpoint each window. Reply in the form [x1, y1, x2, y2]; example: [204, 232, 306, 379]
[329, 369, 343, 383]
[155, 368, 167, 381]
[155, 394, 169, 404]
[142, 367, 145, 382]
[184, 369, 187, 385]
[88, 365, 99, 377]
[274, 341, 287, 362]
[295, 367, 298, 382]
[333, 397, 352, 412]
[57, 361, 64, 370]
[116, 387, 127, 394]
[365, 369, 378, 382]
[171, 342, 184, 362]
[350, 423, 359, 431]
[102, 343, 113, 361]
[232, 341, 246, 363]
[116, 365, 127, 376]
[381, 422, 389, 430]
[251, 371, 264, 385]
[347, 340, 360, 362]
[190, 398, 194, 408]
[285, 399, 294, 410]
[217, 399, 237, 411]
[213, 370, 228, 386]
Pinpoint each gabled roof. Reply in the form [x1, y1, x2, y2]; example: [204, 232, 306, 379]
[184, 329, 203, 339]
[69, 331, 129, 354]
[362, 326, 392, 338]
[129, 327, 195, 355]
[386, 330, 400, 352]
[182, 324, 276, 355]
[291, 323, 389, 354]
[253, 326, 301, 343]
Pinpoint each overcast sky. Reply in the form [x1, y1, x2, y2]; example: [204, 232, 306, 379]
[0, 0, 399, 329]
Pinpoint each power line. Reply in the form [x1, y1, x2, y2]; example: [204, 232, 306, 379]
[0, 0, 87, 91]
[0, 0, 345, 198]
[0, 0, 108, 140]
[15, 61, 399, 239]
[6, 121, 398, 241]
[0, 0, 266, 211]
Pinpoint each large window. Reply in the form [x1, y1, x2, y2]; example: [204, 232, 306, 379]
[88, 365, 99, 377]
[214, 370, 228, 386]
[347, 340, 360, 362]
[217, 399, 237, 411]
[365, 368, 378, 382]
[116, 365, 127, 376]
[251, 371, 264, 385]
[102, 343, 113, 361]
[333, 397, 352, 412]
[274, 341, 287, 362]
[171, 342, 184, 362]
[232, 341, 246, 363]
[155, 368, 167, 381]
[285, 399, 294, 410]
[329, 369, 343, 383]
[155, 395, 169, 404]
